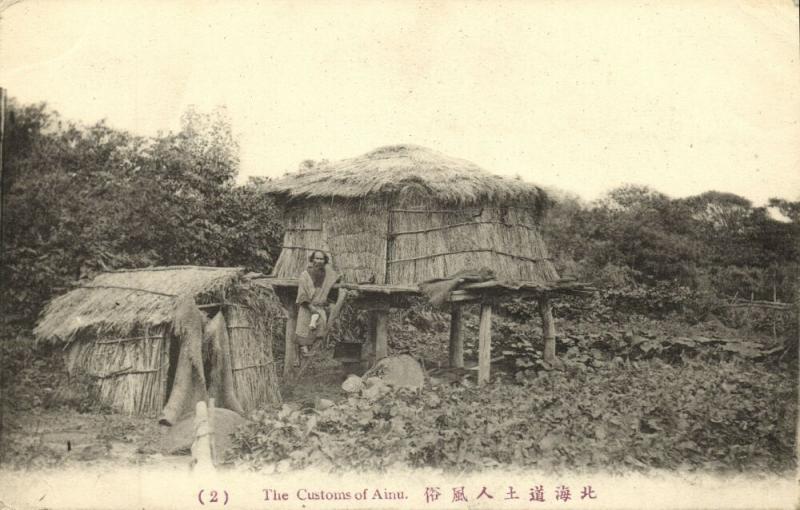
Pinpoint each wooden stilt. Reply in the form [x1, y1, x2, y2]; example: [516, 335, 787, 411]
[207, 397, 217, 464]
[449, 305, 464, 368]
[283, 303, 297, 377]
[362, 315, 376, 365]
[539, 297, 557, 364]
[374, 310, 389, 361]
[191, 401, 214, 471]
[478, 302, 493, 385]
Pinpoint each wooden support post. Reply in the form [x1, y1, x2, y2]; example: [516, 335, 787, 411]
[207, 397, 217, 464]
[539, 297, 557, 364]
[373, 310, 389, 361]
[449, 305, 464, 368]
[361, 315, 376, 365]
[478, 301, 493, 385]
[283, 303, 297, 377]
[191, 401, 214, 471]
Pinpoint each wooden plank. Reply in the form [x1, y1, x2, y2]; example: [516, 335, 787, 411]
[478, 302, 493, 385]
[447, 290, 483, 303]
[447, 286, 592, 303]
[449, 305, 464, 368]
[338, 283, 419, 294]
[283, 303, 297, 377]
[461, 279, 592, 292]
[373, 310, 389, 361]
[260, 277, 593, 298]
[539, 297, 557, 364]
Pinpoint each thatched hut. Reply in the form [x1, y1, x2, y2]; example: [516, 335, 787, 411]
[34, 266, 281, 418]
[264, 145, 590, 381]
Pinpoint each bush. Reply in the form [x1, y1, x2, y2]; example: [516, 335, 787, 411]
[230, 358, 796, 474]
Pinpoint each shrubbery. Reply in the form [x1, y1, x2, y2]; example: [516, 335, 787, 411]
[2, 101, 282, 326]
[230, 358, 796, 474]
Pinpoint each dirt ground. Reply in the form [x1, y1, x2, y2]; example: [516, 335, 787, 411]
[0, 346, 358, 471]
[0, 408, 187, 470]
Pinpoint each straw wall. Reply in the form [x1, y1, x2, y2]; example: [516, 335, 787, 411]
[272, 201, 389, 284]
[272, 205, 330, 279]
[388, 202, 557, 284]
[227, 304, 281, 411]
[324, 200, 388, 284]
[273, 195, 558, 286]
[66, 326, 170, 416]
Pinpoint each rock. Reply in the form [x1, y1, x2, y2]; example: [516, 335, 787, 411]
[428, 376, 444, 387]
[362, 384, 383, 401]
[363, 377, 384, 389]
[363, 354, 424, 389]
[161, 407, 248, 461]
[316, 398, 334, 410]
[629, 335, 647, 347]
[341, 374, 364, 393]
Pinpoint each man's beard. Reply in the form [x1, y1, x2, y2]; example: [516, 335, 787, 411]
[309, 265, 325, 287]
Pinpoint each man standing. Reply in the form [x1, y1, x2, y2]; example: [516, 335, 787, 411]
[295, 250, 338, 356]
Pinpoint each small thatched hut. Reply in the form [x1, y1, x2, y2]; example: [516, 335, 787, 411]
[265, 145, 589, 381]
[35, 266, 281, 417]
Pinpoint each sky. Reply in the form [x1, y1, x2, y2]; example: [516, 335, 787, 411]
[1, 0, 798, 205]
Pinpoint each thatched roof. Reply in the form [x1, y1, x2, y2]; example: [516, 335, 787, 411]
[265, 144, 550, 206]
[35, 266, 245, 343]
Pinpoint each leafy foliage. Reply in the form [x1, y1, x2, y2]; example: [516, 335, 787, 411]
[231, 358, 795, 474]
[2, 101, 282, 325]
[542, 185, 800, 305]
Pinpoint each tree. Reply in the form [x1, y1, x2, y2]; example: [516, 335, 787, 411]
[1, 100, 282, 326]
[585, 185, 704, 284]
[768, 197, 800, 223]
[683, 191, 753, 232]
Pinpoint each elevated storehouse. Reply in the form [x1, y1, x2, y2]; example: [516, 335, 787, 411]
[265, 145, 588, 380]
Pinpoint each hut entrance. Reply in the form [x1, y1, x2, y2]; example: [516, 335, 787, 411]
[159, 301, 282, 425]
[160, 303, 240, 425]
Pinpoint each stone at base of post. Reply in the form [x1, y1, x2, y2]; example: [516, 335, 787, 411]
[478, 302, 493, 385]
[449, 305, 464, 368]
